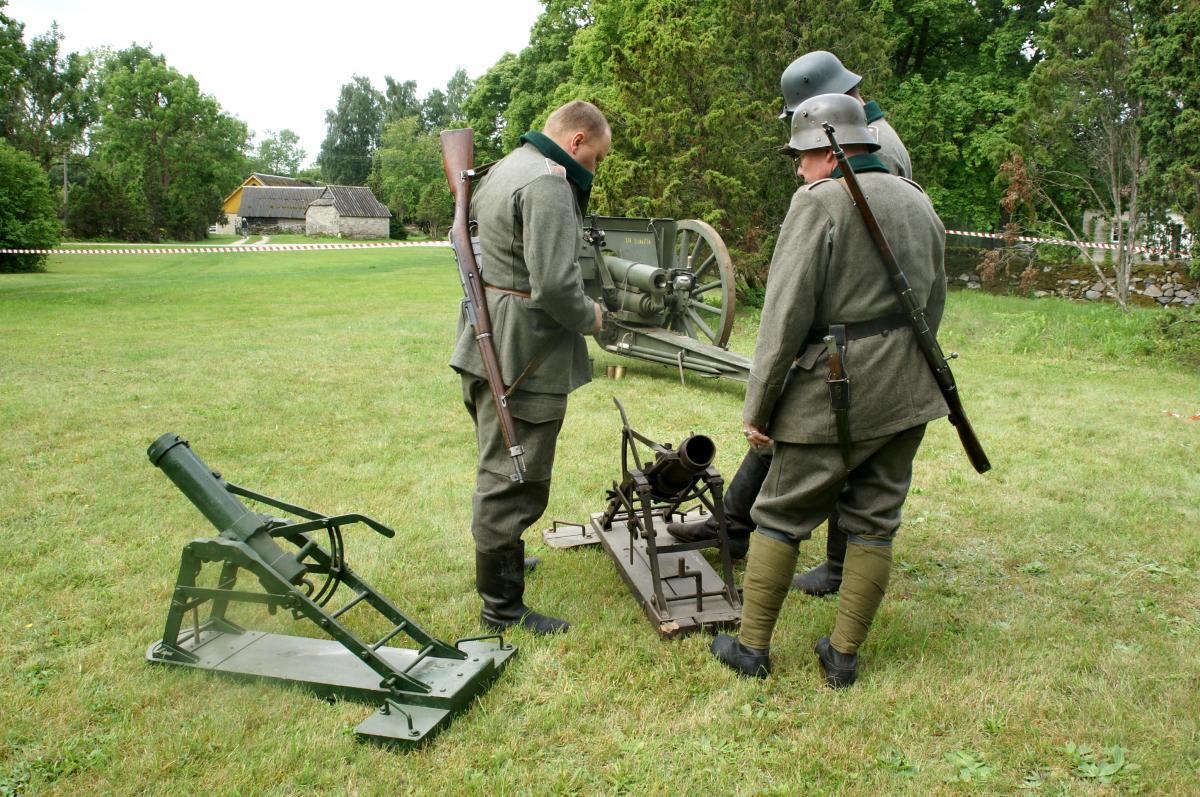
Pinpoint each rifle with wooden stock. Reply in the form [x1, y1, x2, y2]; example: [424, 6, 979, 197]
[822, 122, 991, 474]
[440, 127, 526, 482]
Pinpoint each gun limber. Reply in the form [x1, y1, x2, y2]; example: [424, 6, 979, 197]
[440, 128, 527, 483]
[821, 123, 991, 474]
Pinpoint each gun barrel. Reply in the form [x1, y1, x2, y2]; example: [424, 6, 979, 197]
[646, 434, 716, 500]
[149, 433, 258, 537]
[604, 256, 668, 294]
[150, 433, 309, 583]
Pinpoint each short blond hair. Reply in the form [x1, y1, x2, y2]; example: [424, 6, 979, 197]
[544, 101, 610, 140]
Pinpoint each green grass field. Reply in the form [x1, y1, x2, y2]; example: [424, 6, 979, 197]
[1, 249, 1197, 795]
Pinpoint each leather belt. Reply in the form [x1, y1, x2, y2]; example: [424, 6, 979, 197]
[806, 312, 907, 345]
[485, 284, 532, 299]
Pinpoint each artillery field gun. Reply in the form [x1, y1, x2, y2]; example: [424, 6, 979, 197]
[580, 216, 750, 381]
[460, 136, 750, 383]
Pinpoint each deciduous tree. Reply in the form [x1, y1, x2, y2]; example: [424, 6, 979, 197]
[1005, 0, 1153, 308]
[249, 129, 306, 177]
[318, 75, 383, 185]
[0, 0, 26, 144]
[12, 23, 93, 170]
[76, 45, 247, 240]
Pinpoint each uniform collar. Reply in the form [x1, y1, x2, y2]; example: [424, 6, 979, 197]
[519, 131, 594, 192]
[831, 152, 890, 179]
[862, 99, 885, 123]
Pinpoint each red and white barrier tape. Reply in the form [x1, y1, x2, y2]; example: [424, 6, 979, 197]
[0, 232, 1190, 257]
[0, 241, 452, 254]
[946, 229, 1190, 258]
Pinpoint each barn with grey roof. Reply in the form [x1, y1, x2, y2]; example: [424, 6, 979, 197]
[233, 184, 392, 239]
[236, 186, 327, 233]
[305, 186, 392, 239]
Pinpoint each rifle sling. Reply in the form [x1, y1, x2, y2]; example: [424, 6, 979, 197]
[504, 344, 555, 397]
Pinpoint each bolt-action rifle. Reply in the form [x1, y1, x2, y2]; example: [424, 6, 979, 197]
[440, 128, 526, 482]
[822, 122, 991, 474]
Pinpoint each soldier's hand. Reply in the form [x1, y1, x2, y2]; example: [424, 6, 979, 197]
[590, 302, 605, 335]
[742, 422, 772, 448]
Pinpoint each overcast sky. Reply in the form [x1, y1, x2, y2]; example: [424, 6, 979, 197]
[6, 0, 544, 167]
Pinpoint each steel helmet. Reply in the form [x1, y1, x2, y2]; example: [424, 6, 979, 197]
[779, 51, 863, 119]
[788, 93, 879, 153]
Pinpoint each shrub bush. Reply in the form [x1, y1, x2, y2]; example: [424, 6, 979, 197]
[0, 140, 61, 272]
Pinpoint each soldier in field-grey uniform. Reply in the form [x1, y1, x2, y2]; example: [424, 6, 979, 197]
[667, 50, 913, 599]
[450, 101, 610, 636]
[709, 93, 946, 687]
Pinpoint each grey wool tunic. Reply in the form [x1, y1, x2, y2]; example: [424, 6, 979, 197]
[743, 168, 948, 444]
[450, 141, 599, 396]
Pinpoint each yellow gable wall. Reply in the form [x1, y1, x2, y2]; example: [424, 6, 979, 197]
[221, 175, 268, 215]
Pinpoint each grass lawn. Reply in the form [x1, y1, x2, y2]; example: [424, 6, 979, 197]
[1, 249, 1197, 795]
[264, 233, 397, 245]
[56, 234, 247, 247]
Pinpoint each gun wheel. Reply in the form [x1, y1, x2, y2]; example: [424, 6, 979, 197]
[668, 219, 736, 348]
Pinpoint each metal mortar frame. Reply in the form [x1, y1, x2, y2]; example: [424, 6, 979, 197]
[589, 401, 742, 638]
[146, 434, 516, 746]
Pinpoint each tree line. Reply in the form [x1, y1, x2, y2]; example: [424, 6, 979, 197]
[3, 0, 1197, 301]
[0, 0, 307, 269]
[356, 0, 1198, 305]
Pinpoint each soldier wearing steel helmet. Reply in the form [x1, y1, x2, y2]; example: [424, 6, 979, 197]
[780, 50, 912, 178]
[708, 93, 946, 687]
[666, 50, 915, 598]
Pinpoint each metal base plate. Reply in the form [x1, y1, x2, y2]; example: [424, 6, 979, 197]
[591, 509, 741, 638]
[147, 629, 516, 744]
[541, 519, 601, 549]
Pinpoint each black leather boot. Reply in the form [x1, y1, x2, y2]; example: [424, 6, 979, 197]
[792, 513, 846, 595]
[477, 542, 569, 635]
[663, 516, 749, 559]
[711, 634, 771, 678]
[814, 635, 858, 688]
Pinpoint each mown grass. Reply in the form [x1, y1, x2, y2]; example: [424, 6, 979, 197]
[57, 234, 247, 247]
[1, 250, 1197, 796]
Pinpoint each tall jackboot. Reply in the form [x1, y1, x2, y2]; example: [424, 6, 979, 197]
[818, 539, 893, 687]
[665, 447, 769, 559]
[477, 541, 570, 635]
[792, 512, 846, 596]
[710, 533, 798, 677]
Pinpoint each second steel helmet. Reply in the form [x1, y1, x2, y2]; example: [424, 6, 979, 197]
[788, 93, 879, 153]
[779, 51, 863, 119]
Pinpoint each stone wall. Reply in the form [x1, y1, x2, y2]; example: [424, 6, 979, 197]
[305, 205, 338, 237]
[1043, 270, 1196, 306]
[305, 209, 388, 239]
[246, 218, 305, 234]
[949, 261, 1197, 308]
[337, 216, 389, 239]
